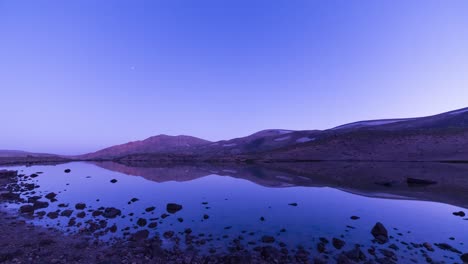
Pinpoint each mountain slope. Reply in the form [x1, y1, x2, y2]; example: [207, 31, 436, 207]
[81, 135, 211, 159]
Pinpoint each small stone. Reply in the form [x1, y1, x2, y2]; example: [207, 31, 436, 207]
[137, 218, 147, 227]
[163, 231, 174, 238]
[453, 211, 466, 217]
[145, 206, 155, 212]
[110, 179, 118, 183]
[350, 216, 360, 220]
[288, 203, 298, 206]
[371, 222, 389, 244]
[333, 238, 345, 249]
[64, 169, 71, 173]
[75, 203, 86, 210]
[45, 192, 57, 200]
[261, 236, 275, 243]
[166, 203, 182, 214]
[20, 205, 35, 213]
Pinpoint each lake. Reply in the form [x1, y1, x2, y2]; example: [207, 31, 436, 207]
[2, 161, 467, 263]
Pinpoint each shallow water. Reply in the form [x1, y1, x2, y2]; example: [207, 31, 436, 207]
[2, 161, 468, 262]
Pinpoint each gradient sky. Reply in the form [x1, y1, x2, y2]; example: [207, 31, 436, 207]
[1, 0, 468, 155]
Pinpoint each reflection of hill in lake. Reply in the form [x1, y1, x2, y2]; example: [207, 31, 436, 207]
[92, 161, 468, 209]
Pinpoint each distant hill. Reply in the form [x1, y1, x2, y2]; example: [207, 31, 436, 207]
[80, 135, 211, 159]
[0, 150, 57, 158]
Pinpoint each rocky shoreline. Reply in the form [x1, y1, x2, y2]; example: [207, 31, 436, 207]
[1, 169, 467, 264]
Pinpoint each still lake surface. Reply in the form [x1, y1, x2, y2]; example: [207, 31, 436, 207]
[2, 161, 467, 262]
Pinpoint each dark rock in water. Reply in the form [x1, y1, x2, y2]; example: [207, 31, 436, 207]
[19, 205, 34, 213]
[109, 224, 117, 233]
[177, 218, 183, 223]
[77, 212, 86, 218]
[64, 169, 71, 173]
[288, 203, 298, 206]
[148, 222, 157, 228]
[371, 222, 389, 244]
[75, 203, 86, 210]
[260, 216, 265, 221]
[110, 179, 117, 183]
[137, 218, 147, 227]
[44, 192, 57, 200]
[261, 236, 275, 243]
[203, 214, 209, 219]
[344, 246, 367, 262]
[130, 198, 139, 203]
[61, 210, 73, 217]
[131, 230, 149, 241]
[435, 243, 462, 254]
[166, 203, 182, 214]
[350, 216, 360, 220]
[423, 242, 434, 252]
[333, 238, 345, 249]
[461, 253, 468, 263]
[27, 196, 41, 203]
[184, 228, 192, 234]
[30, 173, 39, 178]
[0, 170, 17, 177]
[68, 218, 76, 226]
[33, 201, 49, 209]
[407, 177, 437, 186]
[47, 212, 59, 219]
[163, 231, 174, 238]
[453, 211, 466, 217]
[103, 207, 121, 219]
[161, 213, 169, 219]
[92, 210, 102, 217]
[317, 242, 326, 253]
[145, 206, 155, 212]
[58, 203, 68, 208]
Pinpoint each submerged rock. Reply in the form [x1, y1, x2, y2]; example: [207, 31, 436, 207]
[371, 222, 389, 244]
[166, 203, 183, 214]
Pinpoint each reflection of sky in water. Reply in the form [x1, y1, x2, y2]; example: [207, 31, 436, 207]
[3, 162, 467, 261]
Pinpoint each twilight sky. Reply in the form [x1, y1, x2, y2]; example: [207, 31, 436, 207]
[1, 0, 468, 155]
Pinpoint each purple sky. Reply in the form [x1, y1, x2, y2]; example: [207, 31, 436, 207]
[1, 0, 468, 155]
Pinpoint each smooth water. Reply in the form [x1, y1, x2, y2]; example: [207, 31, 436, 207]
[2, 161, 467, 262]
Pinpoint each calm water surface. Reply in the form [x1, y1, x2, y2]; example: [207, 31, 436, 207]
[2, 162, 467, 262]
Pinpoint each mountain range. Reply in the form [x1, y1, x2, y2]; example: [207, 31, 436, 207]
[2, 107, 468, 163]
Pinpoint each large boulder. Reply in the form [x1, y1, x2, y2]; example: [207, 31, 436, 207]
[371, 222, 389, 244]
[461, 253, 468, 263]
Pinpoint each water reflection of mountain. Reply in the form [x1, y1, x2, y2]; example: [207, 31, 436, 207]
[92, 161, 468, 209]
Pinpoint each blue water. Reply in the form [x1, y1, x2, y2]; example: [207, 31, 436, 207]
[2, 162, 467, 262]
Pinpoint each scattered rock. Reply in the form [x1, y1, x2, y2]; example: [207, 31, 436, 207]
[137, 218, 147, 227]
[77, 212, 86, 218]
[203, 214, 209, 219]
[332, 238, 345, 249]
[45, 192, 57, 200]
[461, 253, 468, 263]
[102, 207, 121, 219]
[288, 203, 298, 206]
[47, 212, 59, 219]
[453, 211, 466, 217]
[423, 242, 434, 252]
[130, 230, 149, 241]
[75, 203, 86, 210]
[261, 236, 275, 243]
[145, 206, 155, 212]
[163, 231, 174, 239]
[33, 201, 49, 209]
[61, 210, 73, 217]
[350, 216, 360, 220]
[19, 205, 34, 213]
[435, 243, 462, 254]
[110, 179, 117, 183]
[166, 203, 182, 214]
[64, 169, 71, 173]
[371, 222, 389, 244]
